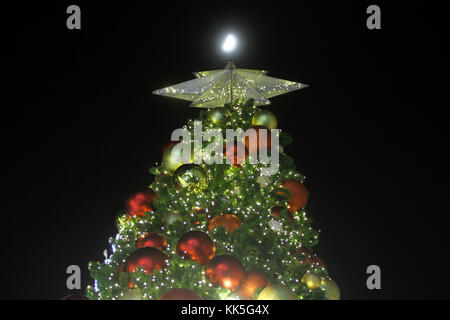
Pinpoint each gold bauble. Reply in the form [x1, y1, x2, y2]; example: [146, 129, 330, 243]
[119, 288, 142, 300]
[207, 108, 230, 125]
[256, 284, 297, 300]
[251, 110, 278, 129]
[162, 142, 193, 174]
[209, 214, 241, 234]
[173, 164, 208, 192]
[320, 278, 340, 300]
[301, 273, 321, 290]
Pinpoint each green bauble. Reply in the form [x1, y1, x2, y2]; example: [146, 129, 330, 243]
[119, 288, 142, 300]
[251, 110, 278, 129]
[162, 142, 192, 174]
[207, 108, 230, 125]
[173, 164, 208, 192]
[256, 284, 297, 300]
[320, 278, 340, 300]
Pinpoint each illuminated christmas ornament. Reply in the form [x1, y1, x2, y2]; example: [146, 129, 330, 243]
[126, 189, 157, 218]
[209, 214, 241, 234]
[238, 271, 270, 300]
[123, 247, 168, 274]
[256, 284, 297, 300]
[119, 288, 142, 300]
[271, 205, 293, 221]
[224, 141, 248, 166]
[176, 231, 216, 265]
[61, 294, 90, 300]
[135, 233, 167, 250]
[162, 142, 192, 174]
[173, 164, 208, 192]
[277, 179, 308, 212]
[207, 108, 230, 125]
[251, 109, 278, 129]
[301, 273, 321, 290]
[320, 278, 340, 300]
[244, 125, 272, 156]
[158, 288, 203, 300]
[205, 255, 246, 292]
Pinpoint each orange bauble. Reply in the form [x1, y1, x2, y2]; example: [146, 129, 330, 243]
[238, 271, 270, 300]
[124, 247, 168, 274]
[243, 125, 272, 156]
[277, 179, 308, 212]
[224, 142, 248, 166]
[271, 206, 293, 221]
[135, 233, 167, 250]
[158, 288, 203, 300]
[209, 214, 241, 234]
[126, 189, 157, 217]
[205, 255, 246, 292]
[176, 231, 216, 265]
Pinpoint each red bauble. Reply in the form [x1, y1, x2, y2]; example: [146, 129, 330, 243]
[176, 231, 216, 265]
[126, 189, 158, 217]
[124, 247, 168, 274]
[157, 288, 203, 300]
[224, 142, 248, 166]
[205, 255, 246, 292]
[238, 271, 270, 300]
[243, 125, 272, 156]
[271, 206, 293, 221]
[209, 214, 241, 234]
[277, 179, 308, 213]
[135, 233, 167, 250]
[61, 294, 90, 300]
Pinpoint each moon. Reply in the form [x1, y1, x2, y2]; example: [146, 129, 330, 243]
[222, 34, 237, 52]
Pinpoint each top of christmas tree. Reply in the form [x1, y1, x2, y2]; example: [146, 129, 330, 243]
[153, 61, 308, 108]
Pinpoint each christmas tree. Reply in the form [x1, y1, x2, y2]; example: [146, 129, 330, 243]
[86, 62, 340, 300]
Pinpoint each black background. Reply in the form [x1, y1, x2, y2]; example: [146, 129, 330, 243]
[10, 1, 449, 299]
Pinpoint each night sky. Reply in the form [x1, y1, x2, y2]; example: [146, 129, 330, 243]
[10, 1, 449, 299]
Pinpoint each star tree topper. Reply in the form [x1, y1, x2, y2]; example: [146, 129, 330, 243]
[153, 61, 308, 108]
